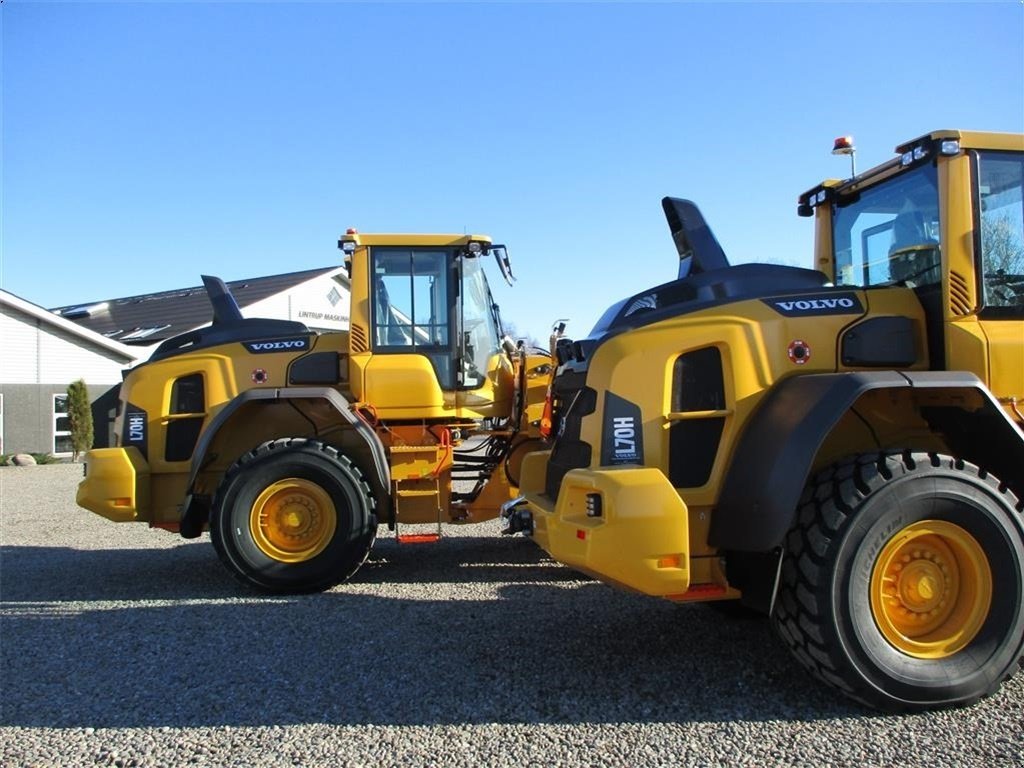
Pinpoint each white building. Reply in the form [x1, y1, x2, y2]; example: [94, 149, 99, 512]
[2, 266, 351, 457]
[0, 290, 140, 455]
[51, 266, 351, 356]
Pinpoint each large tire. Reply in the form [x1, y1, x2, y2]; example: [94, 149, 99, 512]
[772, 451, 1024, 711]
[210, 438, 377, 593]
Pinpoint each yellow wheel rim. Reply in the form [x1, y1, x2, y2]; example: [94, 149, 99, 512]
[249, 478, 337, 563]
[870, 520, 992, 659]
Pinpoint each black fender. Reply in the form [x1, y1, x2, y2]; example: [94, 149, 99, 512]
[179, 387, 389, 538]
[710, 370, 1024, 554]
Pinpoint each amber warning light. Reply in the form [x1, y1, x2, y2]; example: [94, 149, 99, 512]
[831, 135, 857, 178]
[832, 136, 855, 155]
[340, 228, 359, 255]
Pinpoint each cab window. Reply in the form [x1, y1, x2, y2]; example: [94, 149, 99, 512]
[371, 249, 450, 347]
[976, 151, 1024, 316]
[371, 248, 454, 388]
[833, 164, 941, 289]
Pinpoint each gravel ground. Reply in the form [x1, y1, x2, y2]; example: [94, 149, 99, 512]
[1, 464, 1022, 767]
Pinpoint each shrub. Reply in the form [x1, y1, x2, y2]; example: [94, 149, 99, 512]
[67, 379, 94, 461]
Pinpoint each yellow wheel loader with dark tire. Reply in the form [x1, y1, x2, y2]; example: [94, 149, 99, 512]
[77, 233, 551, 593]
[509, 130, 1024, 710]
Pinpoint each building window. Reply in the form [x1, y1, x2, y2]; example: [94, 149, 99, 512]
[53, 394, 73, 456]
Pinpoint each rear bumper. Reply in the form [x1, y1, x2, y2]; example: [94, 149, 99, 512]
[76, 447, 150, 522]
[523, 463, 691, 597]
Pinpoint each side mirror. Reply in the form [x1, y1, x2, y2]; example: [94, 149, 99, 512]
[491, 245, 515, 286]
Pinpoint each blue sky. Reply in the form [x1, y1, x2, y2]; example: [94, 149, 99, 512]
[3, 1, 1023, 343]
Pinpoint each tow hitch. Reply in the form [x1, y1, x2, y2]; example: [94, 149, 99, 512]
[500, 496, 533, 536]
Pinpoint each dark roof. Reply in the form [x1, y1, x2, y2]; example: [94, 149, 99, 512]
[51, 266, 344, 346]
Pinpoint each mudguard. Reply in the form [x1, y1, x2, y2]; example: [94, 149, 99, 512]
[179, 387, 389, 537]
[710, 370, 1024, 552]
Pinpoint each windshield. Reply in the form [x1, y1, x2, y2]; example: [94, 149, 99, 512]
[460, 256, 502, 389]
[833, 163, 941, 288]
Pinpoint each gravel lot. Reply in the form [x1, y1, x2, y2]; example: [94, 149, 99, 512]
[2, 464, 1022, 767]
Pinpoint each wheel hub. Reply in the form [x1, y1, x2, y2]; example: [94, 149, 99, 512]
[250, 478, 337, 563]
[889, 543, 955, 627]
[870, 520, 992, 659]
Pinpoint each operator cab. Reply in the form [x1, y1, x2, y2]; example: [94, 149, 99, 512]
[800, 130, 1024, 402]
[339, 231, 515, 420]
[802, 131, 1024, 308]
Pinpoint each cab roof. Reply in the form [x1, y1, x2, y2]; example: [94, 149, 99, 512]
[337, 232, 492, 248]
[798, 129, 1024, 215]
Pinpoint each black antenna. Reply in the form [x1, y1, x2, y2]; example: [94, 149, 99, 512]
[201, 275, 244, 325]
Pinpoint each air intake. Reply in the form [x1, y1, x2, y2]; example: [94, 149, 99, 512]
[350, 324, 369, 353]
[949, 270, 972, 316]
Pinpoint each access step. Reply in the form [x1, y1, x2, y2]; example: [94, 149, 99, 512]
[396, 532, 441, 545]
[665, 583, 742, 603]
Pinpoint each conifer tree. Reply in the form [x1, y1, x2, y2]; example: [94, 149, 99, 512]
[67, 379, 94, 461]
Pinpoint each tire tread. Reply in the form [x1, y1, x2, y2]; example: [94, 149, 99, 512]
[211, 438, 377, 593]
[772, 451, 1024, 711]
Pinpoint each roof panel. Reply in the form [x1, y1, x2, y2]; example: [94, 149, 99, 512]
[50, 266, 345, 345]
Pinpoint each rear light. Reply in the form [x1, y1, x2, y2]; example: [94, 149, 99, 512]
[585, 493, 603, 517]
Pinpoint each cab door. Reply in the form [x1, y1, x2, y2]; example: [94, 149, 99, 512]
[974, 150, 1024, 421]
[361, 247, 456, 417]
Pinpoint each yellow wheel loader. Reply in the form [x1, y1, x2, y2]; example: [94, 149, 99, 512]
[77, 233, 551, 593]
[509, 130, 1024, 710]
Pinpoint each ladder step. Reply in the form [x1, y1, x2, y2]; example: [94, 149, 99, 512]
[396, 533, 441, 545]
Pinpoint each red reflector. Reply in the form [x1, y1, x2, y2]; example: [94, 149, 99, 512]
[576, 529, 586, 540]
[397, 533, 440, 544]
[539, 389, 554, 439]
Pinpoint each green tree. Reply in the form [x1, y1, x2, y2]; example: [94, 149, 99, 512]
[982, 212, 1024, 275]
[66, 379, 94, 461]
[501, 320, 544, 351]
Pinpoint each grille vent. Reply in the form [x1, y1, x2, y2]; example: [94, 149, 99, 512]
[948, 271, 972, 316]
[350, 324, 368, 353]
